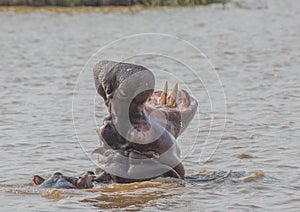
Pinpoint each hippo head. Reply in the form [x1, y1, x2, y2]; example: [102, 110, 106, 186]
[33, 172, 95, 189]
[93, 61, 198, 183]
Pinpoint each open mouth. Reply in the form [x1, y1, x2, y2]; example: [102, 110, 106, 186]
[145, 81, 197, 139]
[92, 61, 198, 183]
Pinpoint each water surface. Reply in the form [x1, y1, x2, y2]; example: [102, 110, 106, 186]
[0, 0, 299, 211]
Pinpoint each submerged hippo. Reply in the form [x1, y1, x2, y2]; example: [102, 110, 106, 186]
[33, 61, 197, 188]
[33, 172, 95, 189]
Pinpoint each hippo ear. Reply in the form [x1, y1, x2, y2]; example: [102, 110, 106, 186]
[33, 175, 45, 185]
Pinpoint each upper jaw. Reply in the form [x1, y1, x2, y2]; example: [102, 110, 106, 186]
[94, 60, 155, 108]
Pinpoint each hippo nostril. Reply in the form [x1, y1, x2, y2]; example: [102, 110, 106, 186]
[104, 84, 113, 94]
[106, 90, 115, 99]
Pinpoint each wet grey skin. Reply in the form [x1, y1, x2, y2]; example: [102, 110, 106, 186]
[93, 61, 198, 183]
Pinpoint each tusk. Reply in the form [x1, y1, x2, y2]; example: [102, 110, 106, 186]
[181, 89, 191, 107]
[159, 81, 168, 105]
[168, 83, 178, 106]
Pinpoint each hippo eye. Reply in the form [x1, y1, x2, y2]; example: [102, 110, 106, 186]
[53, 172, 62, 176]
[106, 86, 113, 95]
[87, 171, 95, 175]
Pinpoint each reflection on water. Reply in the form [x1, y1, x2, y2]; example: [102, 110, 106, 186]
[0, 0, 299, 211]
[82, 181, 178, 210]
[1, 171, 264, 210]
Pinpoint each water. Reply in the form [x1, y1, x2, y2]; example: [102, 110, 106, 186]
[1, 0, 300, 211]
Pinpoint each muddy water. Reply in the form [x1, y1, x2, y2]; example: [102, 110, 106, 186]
[1, 0, 300, 211]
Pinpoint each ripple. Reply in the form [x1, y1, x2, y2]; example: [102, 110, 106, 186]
[1, 1, 300, 210]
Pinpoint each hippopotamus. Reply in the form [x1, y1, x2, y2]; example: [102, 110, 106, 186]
[92, 61, 198, 183]
[33, 172, 95, 189]
[33, 60, 197, 188]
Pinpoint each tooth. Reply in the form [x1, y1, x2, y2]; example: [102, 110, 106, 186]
[159, 81, 168, 105]
[181, 89, 191, 107]
[168, 83, 178, 106]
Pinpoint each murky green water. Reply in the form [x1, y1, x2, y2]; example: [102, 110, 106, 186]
[1, 0, 299, 211]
